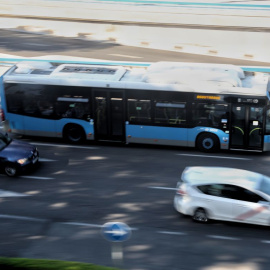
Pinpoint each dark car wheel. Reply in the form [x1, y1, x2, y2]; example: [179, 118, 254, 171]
[64, 124, 85, 144]
[4, 163, 18, 177]
[193, 208, 208, 223]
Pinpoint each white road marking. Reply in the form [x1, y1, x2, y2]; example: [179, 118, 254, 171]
[20, 176, 54, 180]
[63, 222, 103, 228]
[0, 214, 45, 222]
[34, 142, 99, 150]
[109, 54, 142, 59]
[24, 43, 51, 47]
[261, 240, 270, 244]
[39, 158, 57, 162]
[64, 222, 138, 230]
[207, 235, 240, 241]
[148, 186, 176, 191]
[176, 154, 252, 160]
[0, 189, 29, 197]
[157, 231, 187, 236]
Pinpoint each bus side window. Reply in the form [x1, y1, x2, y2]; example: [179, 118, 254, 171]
[266, 109, 270, 134]
[128, 99, 151, 123]
[154, 102, 186, 125]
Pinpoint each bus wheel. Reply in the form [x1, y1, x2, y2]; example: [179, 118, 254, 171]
[64, 124, 85, 144]
[197, 133, 219, 153]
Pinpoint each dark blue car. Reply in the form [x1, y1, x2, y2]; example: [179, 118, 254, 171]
[0, 133, 39, 176]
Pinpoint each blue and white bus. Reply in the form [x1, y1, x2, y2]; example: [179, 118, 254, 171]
[0, 61, 270, 152]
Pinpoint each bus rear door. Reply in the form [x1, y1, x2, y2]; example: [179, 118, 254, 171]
[93, 90, 125, 142]
[230, 105, 264, 151]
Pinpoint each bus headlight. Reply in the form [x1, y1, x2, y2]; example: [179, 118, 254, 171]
[17, 158, 28, 165]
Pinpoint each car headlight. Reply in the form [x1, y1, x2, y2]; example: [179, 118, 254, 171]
[17, 158, 28, 164]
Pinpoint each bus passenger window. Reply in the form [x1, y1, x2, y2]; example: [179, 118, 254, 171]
[193, 103, 228, 128]
[265, 109, 270, 134]
[128, 99, 151, 123]
[56, 97, 90, 121]
[154, 102, 186, 125]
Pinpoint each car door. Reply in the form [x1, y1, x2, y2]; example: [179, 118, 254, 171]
[196, 184, 233, 221]
[231, 187, 270, 226]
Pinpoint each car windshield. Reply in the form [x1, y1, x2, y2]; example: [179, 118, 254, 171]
[258, 176, 270, 196]
[0, 133, 12, 150]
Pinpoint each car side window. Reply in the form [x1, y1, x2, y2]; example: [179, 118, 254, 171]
[233, 187, 267, 203]
[197, 184, 223, 197]
[197, 184, 238, 199]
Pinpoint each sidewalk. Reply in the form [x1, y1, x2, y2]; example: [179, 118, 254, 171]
[0, 0, 270, 63]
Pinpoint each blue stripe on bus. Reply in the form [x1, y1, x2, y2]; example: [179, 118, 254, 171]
[126, 124, 229, 148]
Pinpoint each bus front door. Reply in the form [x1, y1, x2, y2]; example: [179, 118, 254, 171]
[93, 90, 125, 141]
[230, 105, 264, 151]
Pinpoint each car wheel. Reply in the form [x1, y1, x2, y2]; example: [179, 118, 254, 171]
[197, 133, 219, 153]
[4, 163, 18, 177]
[64, 124, 85, 144]
[193, 208, 208, 223]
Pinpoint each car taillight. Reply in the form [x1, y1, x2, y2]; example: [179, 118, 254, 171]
[0, 109, 5, 121]
[177, 188, 187, 196]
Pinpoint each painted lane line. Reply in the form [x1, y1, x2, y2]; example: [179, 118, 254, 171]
[148, 186, 177, 191]
[63, 222, 103, 228]
[0, 189, 29, 197]
[261, 240, 270, 244]
[157, 231, 187, 236]
[34, 142, 99, 150]
[39, 158, 58, 162]
[0, 214, 45, 222]
[20, 176, 54, 180]
[207, 235, 240, 241]
[109, 54, 143, 59]
[176, 154, 252, 160]
[24, 43, 51, 47]
[64, 222, 138, 230]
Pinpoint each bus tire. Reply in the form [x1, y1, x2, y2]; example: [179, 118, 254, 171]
[63, 124, 85, 144]
[197, 133, 219, 153]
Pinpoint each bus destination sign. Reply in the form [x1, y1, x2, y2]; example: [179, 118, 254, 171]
[196, 95, 221, 101]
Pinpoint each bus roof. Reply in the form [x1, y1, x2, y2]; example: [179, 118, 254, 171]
[0, 65, 11, 77]
[3, 61, 269, 96]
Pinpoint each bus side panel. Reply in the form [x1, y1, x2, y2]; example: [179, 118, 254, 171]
[0, 78, 25, 135]
[3, 113, 25, 135]
[187, 127, 229, 149]
[125, 124, 188, 146]
[23, 116, 56, 137]
[263, 135, 270, 151]
[56, 119, 94, 140]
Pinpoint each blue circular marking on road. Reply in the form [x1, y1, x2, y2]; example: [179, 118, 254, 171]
[101, 222, 132, 242]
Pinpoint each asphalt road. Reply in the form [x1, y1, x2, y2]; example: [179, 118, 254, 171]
[1, 29, 270, 270]
[0, 137, 270, 270]
[0, 29, 268, 66]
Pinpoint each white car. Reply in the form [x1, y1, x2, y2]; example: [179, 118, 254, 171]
[174, 166, 270, 226]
